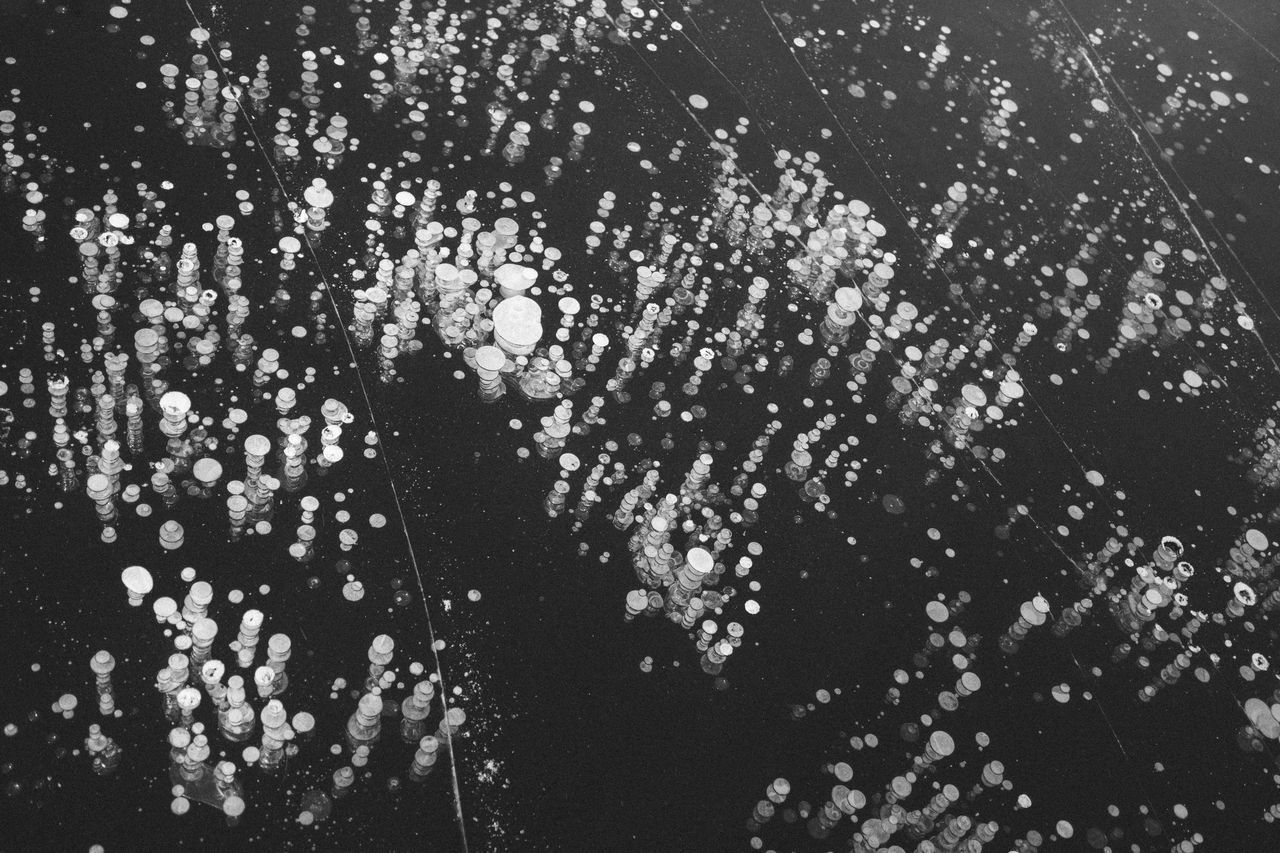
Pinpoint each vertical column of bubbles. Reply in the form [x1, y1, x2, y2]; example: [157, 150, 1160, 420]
[299, 495, 320, 530]
[227, 486, 249, 539]
[1224, 580, 1257, 625]
[253, 349, 280, 392]
[90, 651, 116, 715]
[544, 477, 570, 518]
[262, 634, 292, 696]
[317, 433, 343, 475]
[474, 345, 507, 402]
[932, 815, 973, 850]
[691, 620, 716, 653]
[680, 453, 712, 498]
[291, 711, 315, 745]
[158, 519, 185, 551]
[271, 111, 296, 165]
[119, 390, 143, 456]
[366, 635, 395, 691]
[243, 434, 270, 522]
[757, 778, 791, 836]
[274, 387, 297, 420]
[631, 510, 670, 588]
[949, 672, 983, 711]
[290, 521, 316, 563]
[98, 439, 123, 495]
[625, 304, 660, 364]
[555, 296, 580, 344]
[1113, 558, 1171, 635]
[861, 261, 894, 313]
[92, 302, 117, 348]
[187, 611, 217, 667]
[225, 294, 249, 352]
[1245, 408, 1280, 492]
[258, 699, 292, 771]
[231, 327, 256, 373]
[619, 466, 660, 525]
[318, 400, 347, 469]
[400, 681, 436, 742]
[570, 463, 604, 527]
[320, 398, 349, 430]
[213, 761, 243, 809]
[623, 589, 649, 621]
[434, 707, 467, 751]
[999, 595, 1050, 653]
[494, 262, 534, 301]
[104, 352, 127, 407]
[173, 243, 201, 311]
[166, 728, 190, 786]
[85, 724, 121, 776]
[244, 54, 269, 112]
[155, 652, 189, 720]
[393, 269, 420, 355]
[220, 675, 256, 742]
[679, 595, 705, 631]
[281, 433, 308, 494]
[347, 693, 383, 751]
[133, 331, 160, 405]
[409, 735, 440, 781]
[303, 179, 334, 235]
[534, 401, 573, 458]
[192, 458, 222, 497]
[232, 609, 263, 670]
[1051, 598, 1094, 638]
[180, 580, 211, 624]
[220, 228, 244, 294]
[120, 565, 152, 606]
[317, 113, 348, 170]
[723, 621, 743, 654]
[911, 730, 956, 775]
[578, 332, 609, 377]
[808, 787, 850, 840]
[152, 596, 178, 626]
[413, 180, 441, 235]
[158, 390, 191, 473]
[820, 286, 863, 347]
[1223, 528, 1272, 582]
[87, 472, 116, 540]
[378, 320, 401, 381]
[176, 686, 202, 727]
[48, 374, 70, 478]
[666, 546, 713, 614]
[352, 278, 378, 347]
[91, 373, 117, 440]
[201, 660, 228, 715]
[960, 757, 1000, 803]
[700, 638, 733, 675]
[611, 475, 645, 530]
[331, 766, 355, 799]
[431, 263, 465, 347]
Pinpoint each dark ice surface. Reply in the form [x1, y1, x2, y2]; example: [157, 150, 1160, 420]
[2, 0, 1280, 850]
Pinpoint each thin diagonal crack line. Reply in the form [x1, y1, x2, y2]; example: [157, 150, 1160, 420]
[177, 4, 470, 848]
[1053, 0, 1280, 380]
[1198, 0, 1280, 66]
[652, 1, 785, 151]
[750, 2, 1258, 809]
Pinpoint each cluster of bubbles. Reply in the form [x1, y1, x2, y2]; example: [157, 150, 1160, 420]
[2, 0, 1280, 848]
